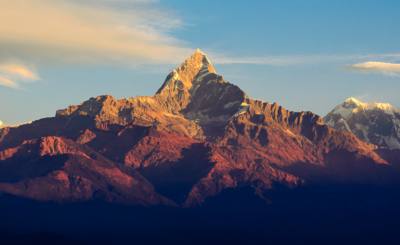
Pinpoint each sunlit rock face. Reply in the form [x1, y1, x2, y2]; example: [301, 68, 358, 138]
[0, 49, 398, 207]
[155, 48, 218, 112]
[55, 49, 247, 139]
[325, 97, 400, 149]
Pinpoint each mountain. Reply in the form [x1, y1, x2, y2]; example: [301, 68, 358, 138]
[0, 120, 4, 128]
[0, 50, 399, 207]
[325, 97, 400, 149]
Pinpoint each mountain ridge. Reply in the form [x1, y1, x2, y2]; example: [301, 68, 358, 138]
[0, 50, 398, 207]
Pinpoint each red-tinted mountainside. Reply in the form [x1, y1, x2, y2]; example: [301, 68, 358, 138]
[0, 49, 398, 206]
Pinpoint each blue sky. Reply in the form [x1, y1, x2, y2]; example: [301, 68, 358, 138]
[0, 0, 399, 125]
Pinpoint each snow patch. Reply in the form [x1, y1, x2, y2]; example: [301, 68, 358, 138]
[223, 101, 240, 109]
[339, 118, 351, 131]
[345, 97, 366, 107]
[234, 102, 250, 117]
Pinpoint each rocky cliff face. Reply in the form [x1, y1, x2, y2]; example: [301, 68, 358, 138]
[0, 50, 398, 207]
[325, 97, 400, 149]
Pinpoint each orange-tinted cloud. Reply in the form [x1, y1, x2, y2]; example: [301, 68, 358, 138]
[351, 61, 400, 76]
[0, 0, 191, 65]
[0, 64, 39, 80]
[0, 76, 18, 89]
[0, 64, 39, 89]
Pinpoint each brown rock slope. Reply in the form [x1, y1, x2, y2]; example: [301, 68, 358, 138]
[0, 49, 398, 206]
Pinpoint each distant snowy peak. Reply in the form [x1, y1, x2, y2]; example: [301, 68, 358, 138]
[0, 120, 4, 128]
[329, 97, 398, 120]
[325, 97, 400, 149]
[347, 97, 395, 111]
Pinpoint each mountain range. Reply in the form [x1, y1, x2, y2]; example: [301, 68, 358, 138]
[0, 49, 399, 208]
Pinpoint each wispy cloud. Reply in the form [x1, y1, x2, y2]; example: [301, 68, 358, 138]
[350, 61, 400, 77]
[212, 54, 337, 66]
[0, 64, 39, 80]
[1, 0, 400, 70]
[0, 64, 39, 89]
[0, 0, 191, 65]
[211, 52, 400, 66]
[0, 76, 18, 89]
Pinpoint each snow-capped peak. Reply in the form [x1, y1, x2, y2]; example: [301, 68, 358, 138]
[325, 97, 400, 150]
[0, 120, 3, 128]
[334, 97, 398, 118]
[344, 97, 367, 107]
[329, 97, 364, 119]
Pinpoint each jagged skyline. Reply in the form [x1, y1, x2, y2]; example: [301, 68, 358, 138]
[0, 0, 399, 125]
[1, 9, 400, 241]
[0, 48, 393, 207]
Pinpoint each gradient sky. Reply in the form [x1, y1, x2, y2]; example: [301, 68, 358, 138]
[0, 0, 399, 125]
